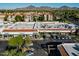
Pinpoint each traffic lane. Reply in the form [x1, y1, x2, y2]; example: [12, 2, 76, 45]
[32, 41, 48, 56]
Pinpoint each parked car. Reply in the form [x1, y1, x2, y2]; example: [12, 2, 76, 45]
[26, 50, 34, 56]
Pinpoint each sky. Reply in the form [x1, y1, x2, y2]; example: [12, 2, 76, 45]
[0, 3, 79, 9]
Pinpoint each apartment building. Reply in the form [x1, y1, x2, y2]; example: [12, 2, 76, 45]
[0, 12, 54, 22]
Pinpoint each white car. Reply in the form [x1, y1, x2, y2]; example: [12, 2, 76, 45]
[27, 52, 34, 56]
[27, 50, 34, 56]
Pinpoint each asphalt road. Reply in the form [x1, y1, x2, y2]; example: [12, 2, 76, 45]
[0, 41, 8, 52]
[32, 41, 48, 56]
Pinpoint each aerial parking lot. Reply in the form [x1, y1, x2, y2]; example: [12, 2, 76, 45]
[39, 33, 75, 43]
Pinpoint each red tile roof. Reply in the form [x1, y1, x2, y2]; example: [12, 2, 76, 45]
[58, 45, 69, 56]
[3, 29, 37, 32]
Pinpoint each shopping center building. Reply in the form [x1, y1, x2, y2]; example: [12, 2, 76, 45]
[0, 22, 77, 36]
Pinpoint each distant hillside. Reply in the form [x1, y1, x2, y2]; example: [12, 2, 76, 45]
[15, 5, 79, 10]
[59, 6, 79, 10]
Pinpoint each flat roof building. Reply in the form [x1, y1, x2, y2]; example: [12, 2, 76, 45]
[2, 22, 76, 35]
[58, 43, 79, 56]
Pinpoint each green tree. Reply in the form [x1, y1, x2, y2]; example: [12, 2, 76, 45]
[4, 15, 8, 21]
[8, 37, 17, 47]
[25, 35, 32, 47]
[15, 15, 24, 22]
[8, 35, 24, 49]
[15, 51, 26, 56]
[2, 49, 26, 56]
[37, 15, 44, 21]
[21, 15, 25, 21]
[8, 49, 16, 56]
[33, 16, 36, 21]
[16, 35, 24, 48]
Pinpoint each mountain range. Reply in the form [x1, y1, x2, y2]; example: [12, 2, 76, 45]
[15, 5, 79, 10]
